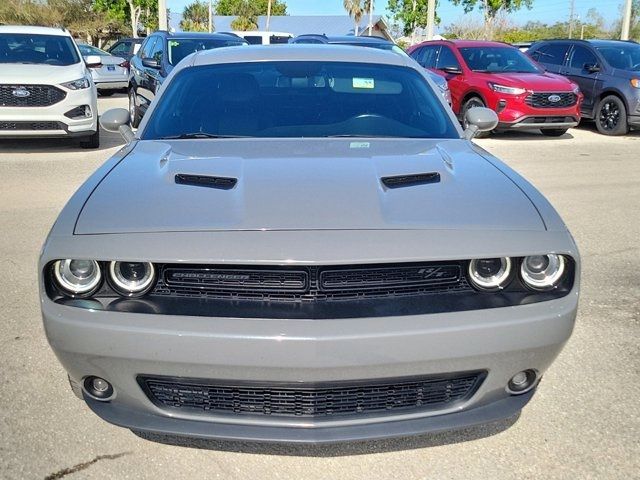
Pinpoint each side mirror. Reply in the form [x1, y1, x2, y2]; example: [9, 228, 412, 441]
[142, 57, 160, 69]
[84, 55, 101, 68]
[100, 108, 135, 143]
[585, 63, 600, 73]
[441, 66, 462, 75]
[463, 107, 498, 140]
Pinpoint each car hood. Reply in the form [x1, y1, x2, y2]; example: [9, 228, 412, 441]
[74, 139, 545, 234]
[0, 62, 85, 84]
[479, 71, 575, 90]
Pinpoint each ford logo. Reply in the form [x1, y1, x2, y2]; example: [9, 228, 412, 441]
[12, 87, 31, 98]
[548, 94, 562, 103]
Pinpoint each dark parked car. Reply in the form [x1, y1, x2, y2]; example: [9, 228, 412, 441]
[128, 31, 247, 126]
[528, 39, 640, 135]
[107, 37, 144, 64]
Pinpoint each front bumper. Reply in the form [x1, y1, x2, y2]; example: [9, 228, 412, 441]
[0, 86, 97, 138]
[498, 116, 579, 131]
[43, 290, 578, 443]
[95, 80, 128, 91]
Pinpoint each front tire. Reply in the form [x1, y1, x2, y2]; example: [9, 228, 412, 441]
[540, 128, 569, 137]
[462, 96, 491, 138]
[79, 129, 100, 149]
[595, 95, 628, 136]
[129, 89, 141, 128]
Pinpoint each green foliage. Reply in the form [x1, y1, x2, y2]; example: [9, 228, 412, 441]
[215, 0, 287, 16]
[230, 15, 257, 30]
[450, 0, 533, 19]
[180, 0, 210, 32]
[387, 0, 440, 37]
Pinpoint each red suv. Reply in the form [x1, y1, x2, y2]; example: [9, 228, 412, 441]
[408, 40, 583, 136]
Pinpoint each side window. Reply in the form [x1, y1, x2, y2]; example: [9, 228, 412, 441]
[537, 44, 570, 66]
[150, 38, 164, 62]
[437, 47, 460, 69]
[139, 37, 157, 59]
[569, 46, 598, 70]
[110, 41, 130, 56]
[412, 46, 439, 68]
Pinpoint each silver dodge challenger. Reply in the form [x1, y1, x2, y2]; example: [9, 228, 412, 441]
[40, 45, 580, 443]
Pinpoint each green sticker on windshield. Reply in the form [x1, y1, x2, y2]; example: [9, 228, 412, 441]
[169, 41, 179, 47]
[353, 77, 375, 89]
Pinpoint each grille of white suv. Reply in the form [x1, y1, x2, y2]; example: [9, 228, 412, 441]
[0, 84, 67, 107]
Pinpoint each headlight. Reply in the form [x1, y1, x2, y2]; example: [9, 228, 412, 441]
[53, 259, 101, 295]
[520, 254, 565, 290]
[61, 77, 91, 90]
[488, 83, 526, 95]
[468, 257, 512, 290]
[631, 78, 640, 89]
[108, 261, 155, 295]
[572, 85, 581, 94]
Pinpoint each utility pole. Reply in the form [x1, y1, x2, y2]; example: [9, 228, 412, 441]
[621, 0, 632, 40]
[426, 0, 436, 40]
[266, 0, 272, 31]
[158, 0, 167, 31]
[208, 0, 212, 32]
[568, 0, 575, 39]
[367, 0, 374, 36]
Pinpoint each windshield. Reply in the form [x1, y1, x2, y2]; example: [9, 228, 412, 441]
[0, 33, 80, 66]
[168, 38, 246, 65]
[597, 44, 640, 71]
[78, 44, 109, 56]
[142, 61, 457, 140]
[459, 46, 540, 73]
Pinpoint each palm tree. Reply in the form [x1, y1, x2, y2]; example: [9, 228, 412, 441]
[343, 0, 363, 36]
[179, 0, 210, 32]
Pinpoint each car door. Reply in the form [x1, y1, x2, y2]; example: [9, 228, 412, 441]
[136, 36, 159, 113]
[434, 45, 465, 111]
[564, 45, 601, 116]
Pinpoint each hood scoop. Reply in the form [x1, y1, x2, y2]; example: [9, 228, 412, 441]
[381, 172, 441, 189]
[175, 173, 237, 190]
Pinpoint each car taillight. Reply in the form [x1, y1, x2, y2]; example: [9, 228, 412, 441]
[120, 60, 129, 69]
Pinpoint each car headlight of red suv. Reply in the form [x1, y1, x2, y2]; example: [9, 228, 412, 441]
[488, 83, 527, 95]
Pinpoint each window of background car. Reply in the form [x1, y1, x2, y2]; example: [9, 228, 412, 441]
[141, 61, 458, 140]
[0, 33, 80, 65]
[569, 46, 598, 70]
[411, 45, 439, 68]
[109, 41, 131, 56]
[533, 44, 570, 66]
[150, 38, 164, 63]
[167, 39, 246, 65]
[459, 46, 540, 73]
[270, 35, 291, 44]
[243, 36, 263, 45]
[78, 44, 107, 57]
[436, 46, 461, 70]
[596, 44, 640, 71]
[139, 36, 158, 59]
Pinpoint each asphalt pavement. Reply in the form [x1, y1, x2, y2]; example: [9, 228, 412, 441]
[0, 95, 638, 479]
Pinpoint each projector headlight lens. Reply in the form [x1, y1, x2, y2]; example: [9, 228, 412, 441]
[109, 261, 155, 295]
[468, 257, 512, 290]
[53, 259, 101, 295]
[521, 254, 566, 290]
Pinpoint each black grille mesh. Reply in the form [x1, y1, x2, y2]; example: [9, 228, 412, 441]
[0, 84, 67, 107]
[525, 92, 577, 108]
[152, 263, 470, 302]
[140, 372, 485, 418]
[0, 121, 63, 131]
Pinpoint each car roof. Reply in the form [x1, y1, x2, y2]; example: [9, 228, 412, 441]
[532, 39, 637, 47]
[190, 44, 409, 67]
[0, 25, 72, 36]
[295, 34, 391, 45]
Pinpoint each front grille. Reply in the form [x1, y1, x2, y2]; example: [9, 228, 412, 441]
[0, 84, 67, 107]
[0, 121, 63, 131]
[140, 372, 485, 419]
[153, 262, 470, 302]
[525, 92, 577, 108]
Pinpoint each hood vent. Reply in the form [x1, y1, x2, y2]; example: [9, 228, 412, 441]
[381, 172, 440, 189]
[175, 174, 237, 190]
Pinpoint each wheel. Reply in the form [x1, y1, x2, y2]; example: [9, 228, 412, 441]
[79, 128, 100, 149]
[98, 90, 115, 97]
[129, 89, 141, 128]
[540, 128, 569, 137]
[461, 96, 491, 138]
[595, 95, 628, 136]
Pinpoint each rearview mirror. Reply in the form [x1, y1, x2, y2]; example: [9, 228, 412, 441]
[84, 55, 101, 68]
[100, 108, 135, 143]
[441, 66, 462, 75]
[142, 57, 161, 69]
[463, 107, 498, 140]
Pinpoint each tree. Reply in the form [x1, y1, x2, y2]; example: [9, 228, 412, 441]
[94, 0, 157, 38]
[231, 15, 257, 30]
[387, 0, 440, 38]
[180, 0, 209, 32]
[216, 0, 286, 16]
[450, 0, 533, 39]
[343, 0, 363, 36]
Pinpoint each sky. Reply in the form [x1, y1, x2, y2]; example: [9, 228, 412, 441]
[168, 0, 627, 31]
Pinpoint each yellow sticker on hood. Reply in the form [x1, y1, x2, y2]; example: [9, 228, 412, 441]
[353, 77, 375, 89]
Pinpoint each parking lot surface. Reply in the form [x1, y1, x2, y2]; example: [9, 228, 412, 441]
[1, 95, 638, 479]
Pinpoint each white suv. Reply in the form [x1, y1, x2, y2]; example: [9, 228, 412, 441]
[0, 25, 99, 148]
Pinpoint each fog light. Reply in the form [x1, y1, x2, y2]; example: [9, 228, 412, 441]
[84, 376, 114, 400]
[497, 100, 507, 112]
[506, 370, 538, 395]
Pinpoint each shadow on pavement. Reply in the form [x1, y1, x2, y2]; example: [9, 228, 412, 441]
[131, 413, 520, 456]
[0, 125, 125, 154]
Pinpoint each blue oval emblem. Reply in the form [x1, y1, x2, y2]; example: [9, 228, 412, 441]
[12, 87, 31, 98]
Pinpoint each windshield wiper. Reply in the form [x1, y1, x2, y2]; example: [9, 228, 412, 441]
[158, 133, 250, 139]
